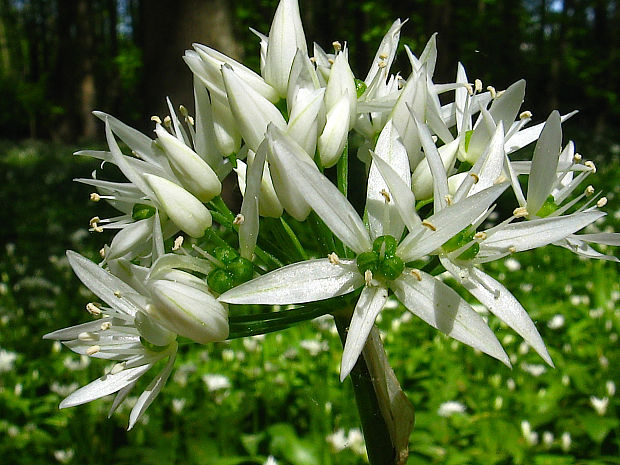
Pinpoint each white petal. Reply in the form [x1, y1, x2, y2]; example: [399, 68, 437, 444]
[443, 260, 552, 365]
[398, 184, 508, 261]
[412, 138, 459, 201]
[575, 232, 620, 246]
[152, 212, 165, 263]
[66, 251, 140, 317]
[239, 141, 269, 259]
[364, 19, 403, 86]
[107, 218, 154, 260]
[391, 271, 510, 365]
[267, 126, 371, 253]
[287, 87, 324, 156]
[504, 111, 577, 153]
[192, 76, 225, 172]
[340, 285, 389, 381]
[480, 211, 605, 257]
[527, 111, 562, 214]
[489, 80, 525, 134]
[318, 94, 350, 167]
[43, 319, 111, 340]
[60, 364, 153, 408]
[463, 123, 506, 198]
[218, 258, 363, 305]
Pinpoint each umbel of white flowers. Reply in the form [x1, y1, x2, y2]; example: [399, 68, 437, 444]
[45, 0, 618, 432]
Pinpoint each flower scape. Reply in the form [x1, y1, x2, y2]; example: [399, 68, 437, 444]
[44, 0, 618, 459]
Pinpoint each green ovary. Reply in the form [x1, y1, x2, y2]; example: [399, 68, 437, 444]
[357, 235, 404, 281]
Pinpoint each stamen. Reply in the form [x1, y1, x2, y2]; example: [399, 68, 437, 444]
[585, 161, 596, 173]
[585, 185, 595, 196]
[475, 79, 483, 93]
[378, 61, 387, 69]
[474, 231, 487, 241]
[163, 116, 172, 128]
[573, 153, 582, 163]
[597, 197, 608, 208]
[78, 332, 99, 342]
[172, 236, 184, 251]
[99, 247, 106, 258]
[332, 41, 342, 52]
[186, 115, 195, 126]
[494, 175, 507, 184]
[90, 193, 100, 202]
[469, 173, 479, 183]
[113, 290, 122, 298]
[380, 189, 391, 203]
[444, 194, 453, 206]
[100, 321, 111, 331]
[379, 52, 388, 60]
[328, 58, 334, 65]
[328, 252, 340, 265]
[513, 206, 529, 218]
[508, 246, 517, 254]
[520, 111, 532, 119]
[89, 216, 103, 233]
[422, 220, 437, 231]
[487, 86, 497, 98]
[150, 115, 162, 124]
[464, 83, 474, 96]
[410, 269, 422, 281]
[86, 345, 101, 356]
[364, 269, 373, 286]
[309, 56, 317, 63]
[86, 302, 102, 315]
[131, 150, 141, 159]
[179, 105, 189, 117]
[496, 90, 505, 98]
[110, 362, 126, 375]
[233, 214, 245, 225]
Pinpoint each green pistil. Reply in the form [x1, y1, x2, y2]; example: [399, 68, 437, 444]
[132, 203, 156, 220]
[207, 246, 254, 294]
[442, 226, 480, 260]
[536, 195, 559, 217]
[356, 235, 404, 281]
[355, 79, 367, 98]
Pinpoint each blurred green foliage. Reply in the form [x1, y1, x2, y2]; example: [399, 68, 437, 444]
[0, 139, 618, 463]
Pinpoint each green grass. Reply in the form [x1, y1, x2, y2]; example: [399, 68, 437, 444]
[0, 139, 618, 465]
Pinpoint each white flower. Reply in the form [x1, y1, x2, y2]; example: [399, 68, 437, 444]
[326, 428, 348, 452]
[606, 380, 616, 397]
[590, 396, 609, 415]
[547, 314, 565, 329]
[264, 456, 279, 465]
[53, 449, 75, 464]
[561, 432, 572, 452]
[0, 348, 17, 372]
[521, 420, 538, 446]
[542, 431, 554, 448]
[437, 401, 466, 417]
[521, 363, 546, 377]
[299, 339, 328, 356]
[202, 374, 231, 391]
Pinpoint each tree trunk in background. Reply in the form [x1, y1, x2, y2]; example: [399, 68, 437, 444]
[77, 0, 97, 140]
[139, 0, 242, 129]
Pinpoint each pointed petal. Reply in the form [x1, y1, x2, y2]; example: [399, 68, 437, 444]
[267, 126, 371, 253]
[391, 271, 510, 366]
[489, 80, 525, 134]
[340, 285, 389, 381]
[66, 251, 140, 317]
[239, 141, 268, 259]
[60, 364, 153, 408]
[576, 232, 620, 246]
[527, 111, 562, 214]
[504, 111, 577, 153]
[43, 319, 112, 340]
[219, 258, 362, 305]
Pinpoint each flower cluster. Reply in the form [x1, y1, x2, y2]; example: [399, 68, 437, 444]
[46, 0, 618, 429]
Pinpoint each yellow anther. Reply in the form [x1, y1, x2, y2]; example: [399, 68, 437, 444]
[110, 362, 126, 375]
[332, 41, 342, 52]
[470, 173, 479, 183]
[233, 213, 245, 225]
[585, 185, 595, 196]
[86, 302, 102, 315]
[328, 58, 334, 65]
[520, 111, 533, 119]
[150, 115, 162, 124]
[86, 345, 101, 356]
[487, 86, 497, 98]
[474, 231, 487, 241]
[464, 83, 474, 96]
[186, 115, 195, 126]
[475, 79, 483, 93]
[597, 197, 608, 208]
[380, 189, 391, 203]
[78, 332, 99, 342]
[585, 161, 596, 173]
[90, 193, 100, 202]
[422, 220, 437, 231]
[131, 150, 141, 159]
[309, 56, 317, 63]
[494, 175, 507, 184]
[179, 105, 189, 117]
[328, 252, 340, 265]
[163, 116, 172, 127]
[89, 216, 103, 233]
[378, 61, 387, 68]
[379, 52, 388, 60]
[410, 269, 422, 281]
[99, 247, 106, 258]
[364, 269, 373, 286]
[444, 194, 453, 206]
[113, 290, 122, 298]
[573, 153, 582, 162]
[513, 206, 529, 218]
[508, 246, 517, 254]
[100, 321, 111, 331]
[172, 236, 184, 251]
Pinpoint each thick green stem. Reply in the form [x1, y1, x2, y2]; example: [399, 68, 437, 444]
[334, 311, 395, 465]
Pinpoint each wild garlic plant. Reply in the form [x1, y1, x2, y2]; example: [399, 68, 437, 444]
[45, 0, 619, 462]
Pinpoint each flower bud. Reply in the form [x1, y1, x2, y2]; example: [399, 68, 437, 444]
[235, 159, 283, 218]
[412, 138, 459, 200]
[324, 52, 357, 128]
[211, 97, 241, 156]
[287, 87, 324, 156]
[144, 174, 212, 238]
[155, 125, 221, 202]
[148, 273, 229, 344]
[318, 94, 350, 167]
[107, 217, 153, 260]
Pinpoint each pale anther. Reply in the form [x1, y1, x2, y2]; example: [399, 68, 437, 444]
[444, 194, 453, 206]
[364, 269, 373, 286]
[113, 290, 122, 298]
[474, 231, 487, 241]
[90, 193, 100, 202]
[328, 58, 334, 65]
[597, 197, 608, 208]
[100, 321, 111, 331]
[99, 247, 106, 258]
[585, 185, 595, 196]
[86, 302, 102, 315]
[513, 206, 529, 218]
[585, 161, 596, 173]
[163, 116, 172, 127]
[233, 213, 245, 225]
[131, 150, 141, 158]
[110, 362, 126, 375]
[487, 86, 497, 98]
[150, 115, 162, 124]
[328, 252, 340, 265]
[380, 189, 391, 203]
[474, 79, 483, 93]
[464, 83, 474, 95]
[86, 345, 101, 356]
[494, 175, 507, 184]
[78, 332, 99, 342]
[410, 269, 422, 281]
[309, 56, 316, 63]
[378, 61, 387, 68]
[520, 111, 532, 119]
[89, 216, 103, 233]
[172, 236, 184, 251]
[421, 220, 437, 231]
[573, 153, 582, 162]
[469, 173, 479, 183]
[179, 105, 189, 117]
[332, 41, 342, 52]
[379, 52, 388, 59]
[186, 115, 195, 126]
[508, 246, 517, 254]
